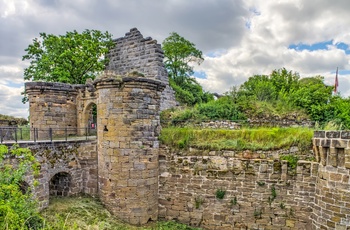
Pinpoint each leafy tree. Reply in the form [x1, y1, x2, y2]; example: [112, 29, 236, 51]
[321, 96, 350, 129]
[289, 76, 333, 122]
[163, 32, 212, 105]
[238, 68, 300, 102]
[0, 144, 42, 229]
[22, 29, 114, 84]
[238, 75, 276, 101]
[270, 68, 299, 94]
[162, 32, 203, 83]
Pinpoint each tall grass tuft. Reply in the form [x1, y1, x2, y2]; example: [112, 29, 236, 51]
[160, 127, 313, 152]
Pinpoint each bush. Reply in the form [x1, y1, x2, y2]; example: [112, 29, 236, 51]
[196, 96, 245, 120]
[0, 144, 42, 230]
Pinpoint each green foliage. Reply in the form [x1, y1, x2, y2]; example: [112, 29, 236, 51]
[254, 209, 262, 219]
[280, 154, 299, 170]
[195, 197, 204, 209]
[155, 221, 201, 230]
[22, 29, 114, 85]
[160, 127, 313, 151]
[215, 188, 226, 199]
[271, 184, 277, 200]
[280, 202, 285, 209]
[163, 32, 212, 106]
[230, 196, 238, 206]
[0, 144, 42, 230]
[239, 74, 277, 101]
[257, 181, 265, 186]
[238, 68, 299, 102]
[163, 32, 203, 81]
[196, 96, 245, 120]
[321, 96, 350, 129]
[289, 76, 333, 122]
[0, 114, 28, 125]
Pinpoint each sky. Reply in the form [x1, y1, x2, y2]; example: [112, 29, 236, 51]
[1, 0, 350, 119]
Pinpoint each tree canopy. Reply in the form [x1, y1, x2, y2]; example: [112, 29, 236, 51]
[22, 29, 114, 84]
[162, 32, 212, 106]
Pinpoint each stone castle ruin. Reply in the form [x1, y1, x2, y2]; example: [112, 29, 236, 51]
[25, 28, 175, 225]
[18, 28, 350, 229]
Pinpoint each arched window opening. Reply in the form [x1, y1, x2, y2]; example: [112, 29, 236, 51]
[49, 172, 72, 197]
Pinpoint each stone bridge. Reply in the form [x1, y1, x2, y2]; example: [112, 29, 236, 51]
[3, 140, 97, 209]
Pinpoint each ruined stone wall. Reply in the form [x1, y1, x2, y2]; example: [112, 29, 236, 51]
[106, 28, 176, 111]
[75, 82, 97, 135]
[95, 72, 165, 225]
[159, 147, 317, 229]
[313, 131, 350, 230]
[25, 82, 79, 139]
[4, 140, 98, 209]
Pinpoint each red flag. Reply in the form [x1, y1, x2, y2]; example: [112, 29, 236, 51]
[334, 67, 339, 94]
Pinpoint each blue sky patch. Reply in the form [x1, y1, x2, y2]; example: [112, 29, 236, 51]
[206, 49, 227, 58]
[6, 81, 23, 88]
[289, 40, 350, 54]
[288, 40, 333, 51]
[193, 71, 207, 79]
[335, 69, 350, 75]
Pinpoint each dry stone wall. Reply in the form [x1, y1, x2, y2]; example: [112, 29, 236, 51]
[159, 147, 317, 229]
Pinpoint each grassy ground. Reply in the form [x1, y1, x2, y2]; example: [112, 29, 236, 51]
[160, 127, 313, 152]
[41, 196, 200, 230]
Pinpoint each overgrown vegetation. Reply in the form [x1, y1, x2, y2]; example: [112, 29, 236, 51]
[162, 67, 350, 130]
[280, 154, 299, 170]
[160, 127, 313, 151]
[0, 114, 28, 125]
[0, 144, 42, 230]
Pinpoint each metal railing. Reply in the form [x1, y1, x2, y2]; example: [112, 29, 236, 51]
[0, 127, 97, 143]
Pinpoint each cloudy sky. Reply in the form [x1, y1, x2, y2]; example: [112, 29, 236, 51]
[1, 0, 350, 118]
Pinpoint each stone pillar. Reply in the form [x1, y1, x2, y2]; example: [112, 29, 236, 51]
[94, 71, 165, 225]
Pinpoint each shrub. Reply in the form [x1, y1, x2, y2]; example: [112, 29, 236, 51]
[0, 144, 42, 230]
[215, 188, 226, 199]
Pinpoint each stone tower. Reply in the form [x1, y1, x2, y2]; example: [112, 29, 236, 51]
[94, 71, 165, 225]
[25, 82, 78, 139]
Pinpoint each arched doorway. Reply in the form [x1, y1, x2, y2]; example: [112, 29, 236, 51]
[84, 102, 97, 136]
[49, 172, 72, 197]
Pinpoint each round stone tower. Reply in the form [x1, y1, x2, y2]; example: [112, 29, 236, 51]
[94, 71, 165, 225]
[25, 82, 78, 140]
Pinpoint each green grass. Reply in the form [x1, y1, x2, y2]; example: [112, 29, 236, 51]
[41, 196, 200, 230]
[159, 127, 313, 152]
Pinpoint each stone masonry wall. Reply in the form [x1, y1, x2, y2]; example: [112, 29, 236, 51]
[25, 82, 79, 139]
[159, 147, 317, 229]
[313, 131, 350, 230]
[106, 28, 176, 111]
[94, 72, 165, 225]
[4, 140, 97, 209]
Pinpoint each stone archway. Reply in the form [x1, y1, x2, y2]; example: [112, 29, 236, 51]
[83, 102, 97, 136]
[49, 172, 72, 197]
[18, 181, 30, 194]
